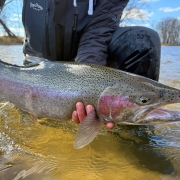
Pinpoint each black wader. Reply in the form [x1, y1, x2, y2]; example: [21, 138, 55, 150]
[108, 26, 161, 81]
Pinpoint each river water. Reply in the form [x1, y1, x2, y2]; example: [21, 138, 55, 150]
[0, 45, 180, 180]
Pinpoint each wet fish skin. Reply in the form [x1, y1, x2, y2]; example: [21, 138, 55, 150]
[0, 59, 180, 149]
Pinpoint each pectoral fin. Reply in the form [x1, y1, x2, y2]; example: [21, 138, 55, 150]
[74, 109, 103, 149]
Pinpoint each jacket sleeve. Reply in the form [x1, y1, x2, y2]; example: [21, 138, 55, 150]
[75, 0, 129, 66]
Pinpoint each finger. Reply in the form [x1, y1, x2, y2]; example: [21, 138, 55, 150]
[72, 110, 80, 124]
[86, 105, 94, 114]
[76, 102, 86, 123]
[105, 122, 115, 129]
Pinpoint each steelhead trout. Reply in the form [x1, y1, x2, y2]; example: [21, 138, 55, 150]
[1, 59, 180, 149]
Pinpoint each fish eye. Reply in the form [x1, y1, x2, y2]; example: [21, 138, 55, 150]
[130, 93, 155, 106]
[139, 96, 151, 105]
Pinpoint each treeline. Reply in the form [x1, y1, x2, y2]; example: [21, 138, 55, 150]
[157, 17, 180, 46]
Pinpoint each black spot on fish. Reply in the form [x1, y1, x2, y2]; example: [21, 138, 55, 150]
[159, 91, 164, 98]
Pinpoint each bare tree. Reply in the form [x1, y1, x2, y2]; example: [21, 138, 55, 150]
[0, 0, 21, 37]
[120, 0, 150, 25]
[0, 18, 16, 36]
[157, 17, 180, 45]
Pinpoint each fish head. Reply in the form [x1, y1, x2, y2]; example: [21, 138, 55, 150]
[97, 74, 180, 124]
[74, 73, 180, 149]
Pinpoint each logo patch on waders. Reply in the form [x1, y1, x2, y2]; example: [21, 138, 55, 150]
[30, 2, 43, 11]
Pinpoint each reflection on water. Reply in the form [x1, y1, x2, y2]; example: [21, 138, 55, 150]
[0, 45, 180, 180]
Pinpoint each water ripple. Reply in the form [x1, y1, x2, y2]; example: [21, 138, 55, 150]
[1, 45, 180, 179]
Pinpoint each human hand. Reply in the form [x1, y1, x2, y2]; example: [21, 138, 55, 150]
[72, 102, 115, 129]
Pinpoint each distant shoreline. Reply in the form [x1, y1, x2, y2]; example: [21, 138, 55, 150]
[161, 44, 180, 46]
[0, 36, 23, 45]
[0, 36, 179, 46]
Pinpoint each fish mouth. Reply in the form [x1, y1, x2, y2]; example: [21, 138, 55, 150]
[133, 105, 180, 124]
[119, 104, 180, 125]
[141, 108, 180, 123]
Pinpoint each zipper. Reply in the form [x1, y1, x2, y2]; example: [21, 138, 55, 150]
[45, 0, 50, 56]
[70, 7, 78, 54]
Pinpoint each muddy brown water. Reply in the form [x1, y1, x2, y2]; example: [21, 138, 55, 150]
[0, 45, 180, 180]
